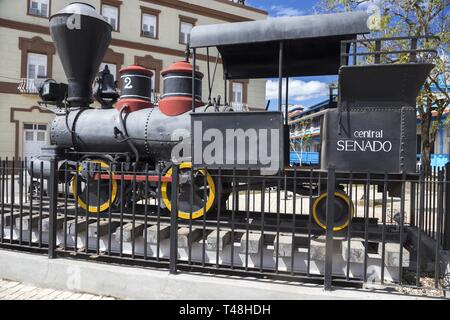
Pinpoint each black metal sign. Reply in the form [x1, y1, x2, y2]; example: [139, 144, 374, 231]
[321, 107, 417, 173]
[191, 111, 284, 174]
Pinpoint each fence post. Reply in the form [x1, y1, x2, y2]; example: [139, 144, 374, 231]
[169, 164, 179, 274]
[443, 163, 450, 250]
[48, 158, 58, 259]
[324, 166, 336, 291]
[410, 182, 416, 227]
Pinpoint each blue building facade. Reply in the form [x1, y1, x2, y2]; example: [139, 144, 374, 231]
[416, 111, 450, 168]
[289, 99, 332, 166]
[289, 83, 450, 168]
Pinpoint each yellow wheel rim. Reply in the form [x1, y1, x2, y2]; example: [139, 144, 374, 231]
[161, 162, 216, 220]
[72, 160, 118, 214]
[312, 191, 353, 231]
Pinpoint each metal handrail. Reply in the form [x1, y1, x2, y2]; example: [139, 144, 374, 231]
[341, 35, 439, 44]
[342, 49, 438, 57]
[340, 35, 439, 66]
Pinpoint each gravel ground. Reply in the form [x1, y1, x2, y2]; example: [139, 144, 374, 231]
[395, 277, 445, 298]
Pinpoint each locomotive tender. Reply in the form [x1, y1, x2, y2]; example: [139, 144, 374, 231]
[30, 2, 435, 231]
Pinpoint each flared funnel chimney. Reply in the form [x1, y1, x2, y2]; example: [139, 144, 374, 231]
[49, 3, 112, 107]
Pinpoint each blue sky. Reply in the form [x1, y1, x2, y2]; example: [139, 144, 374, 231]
[247, 0, 320, 16]
[245, 0, 336, 110]
[247, 0, 449, 111]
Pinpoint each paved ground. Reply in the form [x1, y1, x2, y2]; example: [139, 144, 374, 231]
[0, 278, 117, 300]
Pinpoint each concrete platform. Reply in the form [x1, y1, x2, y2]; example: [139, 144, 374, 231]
[240, 232, 262, 254]
[0, 249, 438, 300]
[206, 230, 231, 251]
[144, 225, 170, 244]
[2, 213, 413, 284]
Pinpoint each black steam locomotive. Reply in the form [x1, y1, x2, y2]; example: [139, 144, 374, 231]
[31, 3, 221, 219]
[31, 2, 434, 232]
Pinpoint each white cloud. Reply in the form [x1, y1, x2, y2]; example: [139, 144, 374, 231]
[270, 5, 304, 17]
[266, 79, 329, 102]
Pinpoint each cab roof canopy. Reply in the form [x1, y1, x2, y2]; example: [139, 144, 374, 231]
[190, 12, 370, 79]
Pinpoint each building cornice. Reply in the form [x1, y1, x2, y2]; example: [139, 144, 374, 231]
[110, 38, 220, 63]
[213, 0, 267, 16]
[0, 18, 50, 35]
[0, 18, 221, 64]
[0, 81, 20, 94]
[102, 0, 123, 6]
[139, 0, 254, 22]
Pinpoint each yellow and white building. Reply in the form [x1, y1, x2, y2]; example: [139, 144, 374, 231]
[0, 0, 267, 160]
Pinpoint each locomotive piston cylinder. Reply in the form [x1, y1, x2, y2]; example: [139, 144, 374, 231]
[28, 159, 72, 183]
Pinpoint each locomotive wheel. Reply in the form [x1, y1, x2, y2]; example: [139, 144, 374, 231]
[161, 162, 216, 220]
[312, 190, 353, 231]
[28, 181, 46, 201]
[72, 160, 118, 214]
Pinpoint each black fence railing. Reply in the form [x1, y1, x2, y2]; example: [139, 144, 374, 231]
[0, 157, 449, 295]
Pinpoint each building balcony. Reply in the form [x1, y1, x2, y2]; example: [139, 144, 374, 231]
[290, 127, 321, 139]
[417, 153, 449, 169]
[290, 151, 320, 166]
[18, 78, 45, 95]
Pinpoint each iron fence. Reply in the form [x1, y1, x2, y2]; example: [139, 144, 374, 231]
[0, 157, 449, 295]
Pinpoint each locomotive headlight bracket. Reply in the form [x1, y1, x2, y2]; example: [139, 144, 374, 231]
[37, 79, 68, 109]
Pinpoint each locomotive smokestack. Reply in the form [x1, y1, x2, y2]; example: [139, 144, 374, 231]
[49, 2, 112, 107]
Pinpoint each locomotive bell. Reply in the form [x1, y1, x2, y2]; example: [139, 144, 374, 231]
[159, 61, 203, 116]
[116, 65, 153, 112]
[49, 3, 112, 107]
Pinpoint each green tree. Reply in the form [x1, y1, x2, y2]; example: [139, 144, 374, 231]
[319, 0, 450, 173]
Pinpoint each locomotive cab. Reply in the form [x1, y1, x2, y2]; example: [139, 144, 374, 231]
[187, 11, 435, 231]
